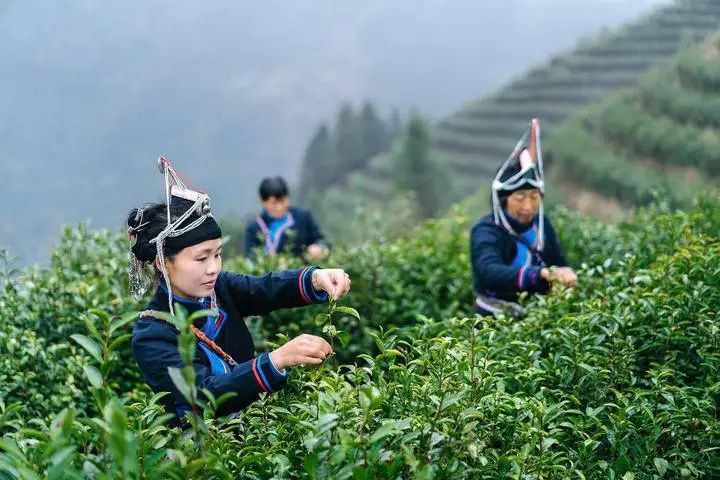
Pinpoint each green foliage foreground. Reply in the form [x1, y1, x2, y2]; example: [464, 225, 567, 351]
[0, 193, 719, 479]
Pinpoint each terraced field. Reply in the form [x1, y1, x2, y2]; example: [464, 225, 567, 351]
[345, 0, 720, 206]
[546, 33, 720, 209]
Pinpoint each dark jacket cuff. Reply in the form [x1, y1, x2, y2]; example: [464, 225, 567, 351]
[252, 353, 288, 393]
[518, 266, 549, 293]
[299, 266, 329, 304]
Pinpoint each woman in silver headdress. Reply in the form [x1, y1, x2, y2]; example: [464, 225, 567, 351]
[128, 157, 351, 425]
[470, 120, 577, 317]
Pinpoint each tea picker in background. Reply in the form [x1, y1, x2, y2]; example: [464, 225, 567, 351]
[470, 119, 577, 317]
[129, 157, 351, 426]
[245, 176, 330, 260]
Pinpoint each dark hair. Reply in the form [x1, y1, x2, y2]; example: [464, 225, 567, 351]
[127, 203, 198, 262]
[258, 176, 289, 201]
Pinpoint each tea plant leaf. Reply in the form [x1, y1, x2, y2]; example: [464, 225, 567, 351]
[82, 365, 103, 388]
[333, 306, 360, 320]
[336, 330, 350, 348]
[653, 458, 669, 476]
[70, 334, 102, 363]
[109, 311, 140, 336]
[314, 313, 330, 327]
[369, 420, 400, 443]
[167, 367, 192, 404]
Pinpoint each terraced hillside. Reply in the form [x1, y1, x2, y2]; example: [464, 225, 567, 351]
[545, 33, 720, 210]
[346, 0, 720, 205]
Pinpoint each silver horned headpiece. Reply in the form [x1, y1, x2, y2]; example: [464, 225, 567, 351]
[129, 156, 217, 317]
[491, 118, 545, 250]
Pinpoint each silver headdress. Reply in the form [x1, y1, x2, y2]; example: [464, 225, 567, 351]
[128, 207, 151, 300]
[128, 156, 217, 316]
[491, 118, 545, 250]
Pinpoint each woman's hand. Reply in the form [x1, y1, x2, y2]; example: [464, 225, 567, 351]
[553, 267, 578, 288]
[312, 268, 351, 300]
[269, 334, 333, 370]
[306, 243, 329, 260]
[541, 266, 578, 288]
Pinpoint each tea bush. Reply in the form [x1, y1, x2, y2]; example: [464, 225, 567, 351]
[637, 71, 720, 129]
[589, 98, 720, 177]
[544, 123, 704, 207]
[675, 47, 720, 93]
[1, 193, 719, 478]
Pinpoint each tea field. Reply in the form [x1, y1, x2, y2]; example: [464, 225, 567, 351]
[0, 192, 718, 479]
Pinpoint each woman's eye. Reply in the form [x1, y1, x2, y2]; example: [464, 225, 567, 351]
[196, 257, 207, 262]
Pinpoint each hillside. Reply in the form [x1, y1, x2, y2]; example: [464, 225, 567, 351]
[340, 0, 720, 209]
[544, 32, 720, 211]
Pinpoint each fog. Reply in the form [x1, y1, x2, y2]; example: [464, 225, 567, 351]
[0, 0, 670, 264]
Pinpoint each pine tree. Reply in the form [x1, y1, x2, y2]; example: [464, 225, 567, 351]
[298, 124, 334, 201]
[360, 101, 390, 162]
[393, 113, 448, 218]
[297, 101, 399, 200]
[334, 102, 365, 175]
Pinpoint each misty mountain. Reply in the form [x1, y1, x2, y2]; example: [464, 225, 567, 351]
[0, 0, 668, 264]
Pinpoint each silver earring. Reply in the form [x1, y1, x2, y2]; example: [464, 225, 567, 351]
[129, 254, 149, 300]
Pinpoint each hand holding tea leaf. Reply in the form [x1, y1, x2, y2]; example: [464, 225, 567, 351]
[542, 266, 578, 288]
[312, 268, 351, 300]
[553, 267, 578, 288]
[269, 334, 333, 370]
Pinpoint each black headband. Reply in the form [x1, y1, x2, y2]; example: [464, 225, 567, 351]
[497, 182, 541, 198]
[131, 215, 222, 262]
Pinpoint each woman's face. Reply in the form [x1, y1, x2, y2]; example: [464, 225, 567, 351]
[505, 188, 542, 225]
[163, 238, 222, 299]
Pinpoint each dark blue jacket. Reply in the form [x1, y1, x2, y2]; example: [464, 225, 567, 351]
[245, 206, 329, 258]
[470, 213, 568, 303]
[131, 267, 327, 424]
